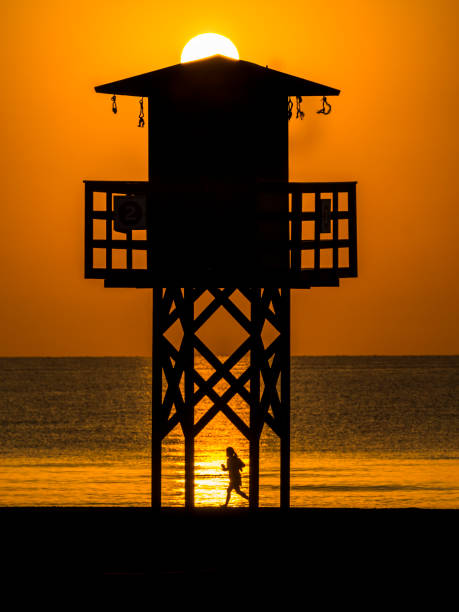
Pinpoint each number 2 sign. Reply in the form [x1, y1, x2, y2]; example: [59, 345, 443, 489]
[114, 195, 147, 232]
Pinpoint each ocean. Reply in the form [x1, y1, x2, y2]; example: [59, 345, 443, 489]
[0, 356, 457, 508]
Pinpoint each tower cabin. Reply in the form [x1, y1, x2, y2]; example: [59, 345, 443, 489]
[84, 55, 357, 509]
[85, 56, 357, 289]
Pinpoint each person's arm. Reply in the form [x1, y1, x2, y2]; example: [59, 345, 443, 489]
[221, 463, 228, 471]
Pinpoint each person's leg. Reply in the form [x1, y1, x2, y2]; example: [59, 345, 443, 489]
[223, 485, 233, 506]
[234, 485, 249, 500]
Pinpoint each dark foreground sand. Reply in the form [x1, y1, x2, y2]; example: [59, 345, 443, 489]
[1, 507, 456, 594]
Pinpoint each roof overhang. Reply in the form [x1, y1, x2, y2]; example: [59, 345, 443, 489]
[94, 55, 340, 98]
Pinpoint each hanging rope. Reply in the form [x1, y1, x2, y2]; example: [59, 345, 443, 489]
[288, 97, 293, 120]
[288, 96, 305, 120]
[111, 95, 118, 114]
[138, 97, 145, 128]
[317, 96, 331, 115]
[296, 96, 304, 120]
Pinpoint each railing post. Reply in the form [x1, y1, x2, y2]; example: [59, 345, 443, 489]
[105, 191, 112, 272]
[314, 190, 321, 270]
[332, 191, 339, 270]
[291, 190, 302, 271]
[84, 185, 93, 279]
[348, 184, 358, 277]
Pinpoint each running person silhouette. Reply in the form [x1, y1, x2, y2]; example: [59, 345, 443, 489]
[221, 447, 249, 506]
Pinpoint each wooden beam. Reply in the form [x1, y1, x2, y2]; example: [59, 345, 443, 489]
[152, 288, 163, 509]
[250, 288, 262, 508]
[183, 288, 195, 509]
[332, 191, 339, 270]
[279, 288, 291, 509]
[193, 366, 252, 437]
[105, 192, 112, 271]
[348, 183, 358, 277]
[84, 186, 94, 278]
[291, 192, 302, 271]
[314, 192, 321, 271]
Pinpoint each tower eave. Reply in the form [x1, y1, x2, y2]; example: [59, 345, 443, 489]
[94, 56, 340, 97]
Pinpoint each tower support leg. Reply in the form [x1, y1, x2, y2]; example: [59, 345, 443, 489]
[151, 288, 163, 509]
[279, 288, 291, 509]
[183, 288, 195, 509]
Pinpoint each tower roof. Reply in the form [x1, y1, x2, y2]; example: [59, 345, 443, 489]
[94, 55, 340, 97]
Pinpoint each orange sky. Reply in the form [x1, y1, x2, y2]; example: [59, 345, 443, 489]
[1, 0, 458, 356]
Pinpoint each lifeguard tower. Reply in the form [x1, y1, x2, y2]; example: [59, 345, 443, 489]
[84, 54, 357, 508]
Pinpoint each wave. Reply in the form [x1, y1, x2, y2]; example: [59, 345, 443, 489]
[291, 484, 458, 492]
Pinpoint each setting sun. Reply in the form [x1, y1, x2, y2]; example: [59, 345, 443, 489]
[181, 33, 239, 63]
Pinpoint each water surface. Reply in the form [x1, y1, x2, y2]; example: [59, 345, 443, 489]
[0, 356, 457, 507]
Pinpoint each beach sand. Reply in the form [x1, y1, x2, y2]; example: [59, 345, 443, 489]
[1, 507, 456, 596]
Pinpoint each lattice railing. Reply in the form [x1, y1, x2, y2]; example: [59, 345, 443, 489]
[84, 180, 357, 286]
[84, 181, 150, 279]
[288, 182, 357, 279]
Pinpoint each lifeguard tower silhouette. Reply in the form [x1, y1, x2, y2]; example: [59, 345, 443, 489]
[84, 54, 357, 509]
